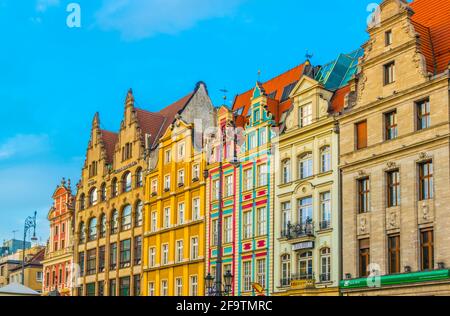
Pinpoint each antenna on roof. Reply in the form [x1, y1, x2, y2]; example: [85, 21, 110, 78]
[257, 69, 262, 83]
[305, 50, 314, 62]
[219, 88, 228, 106]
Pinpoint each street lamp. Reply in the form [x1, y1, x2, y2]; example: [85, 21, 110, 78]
[205, 270, 234, 296]
[22, 211, 37, 285]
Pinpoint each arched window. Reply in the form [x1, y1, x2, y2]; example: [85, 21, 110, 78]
[121, 205, 132, 231]
[111, 210, 119, 234]
[281, 254, 291, 287]
[320, 146, 331, 173]
[100, 213, 106, 238]
[111, 178, 118, 198]
[135, 201, 143, 227]
[79, 222, 86, 243]
[88, 217, 97, 241]
[282, 159, 291, 184]
[298, 153, 313, 179]
[123, 172, 132, 193]
[100, 183, 107, 202]
[89, 187, 98, 206]
[297, 251, 313, 280]
[136, 168, 143, 188]
[79, 194, 85, 211]
[320, 248, 331, 282]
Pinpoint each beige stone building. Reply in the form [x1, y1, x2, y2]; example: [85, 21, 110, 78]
[340, 0, 450, 295]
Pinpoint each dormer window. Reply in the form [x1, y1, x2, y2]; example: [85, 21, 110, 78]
[385, 30, 393, 46]
[299, 103, 312, 128]
[254, 109, 261, 122]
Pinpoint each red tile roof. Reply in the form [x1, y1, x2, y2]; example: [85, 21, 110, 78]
[232, 64, 305, 123]
[134, 108, 166, 148]
[411, 0, 450, 74]
[100, 130, 118, 164]
[330, 84, 351, 113]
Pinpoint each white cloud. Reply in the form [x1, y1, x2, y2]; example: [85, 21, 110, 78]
[95, 0, 245, 40]
[0, 134, 50, 160]
[36, 0, 60, 12]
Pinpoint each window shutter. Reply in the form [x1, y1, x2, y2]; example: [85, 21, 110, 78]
[356, 121, 367, 149]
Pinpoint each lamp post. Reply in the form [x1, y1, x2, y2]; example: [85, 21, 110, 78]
[22, 211, 38, 285]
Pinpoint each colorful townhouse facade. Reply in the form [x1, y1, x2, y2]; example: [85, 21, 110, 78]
[339, 0, 450, 295]
[41, 178, 75, 296]
[142, 82, 215, 296]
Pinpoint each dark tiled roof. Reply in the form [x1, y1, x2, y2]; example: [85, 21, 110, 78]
[100, 130, 118, 164]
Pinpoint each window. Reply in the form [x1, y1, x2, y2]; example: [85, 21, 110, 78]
[416, 99, 431, 130]
[122, 172, 132, 193]
[36, 271, 43, 282]
[100, 183, 107, 202]
[281, 254, 291, 287]
[259, 127, 267, 146]
[256, 207, 267, 236]
[109, 279, 117, 296]
[151, 179, 158, 195]
[243, 261, 252, 292]
[191, 237, 199, 260]
[192, 198, 200, 221]
[149, 248, 156, 267]
[178, 142, 185, 160]
[387, 170, 400, 207]
[78, 252, 85, 276]
[320, 248, 331, 282]
[164, 175, 171, 191]
[212, 219, 218, 246]
[133, 274, 140, 296]
[212, 179, 220, 200]
[121, 205, 132, 231]
[358, 178, 370, 213]
[421, 229, 434, 271]
[98, 281, 104, 296]
[98, 246, 105, 272]
[282, 159, 291, 184]
[320, 146, 331, 173]
[257, 258, 266, 289]
[89, 161, 98, 178]
[122, 142, 133, 161]
[163, 207, 171, 228]
[359, 239, 370, 277]
[164, 149, 171, 164]
[87, 249, 97, 275]
[189, 276, 198, 296]
[135, 168, 143, 188]
[89, 187, 98, 206]
[148, 282, 155, 296]
[298, 251, 313, 279]
[88, 217, 97, 241]
[257, 164, 268, 187]
[178, 203, 185, 225]
[175, 278, 183, 296]
[134, 236, 142, 265]
[298, 197, 313, 225]
[135, 201, 143, 227]
[385, 111, 398, 140]
[243, 168, 253, 191]
[281, 202, 291, 233]
[253, 108, 260, 122]
[385, 30, 393, 46]
[120, 239, 131, 268]
[176, 240, 184, 263]
[111, 210, 119, 234]
[299, 103, 312, 127]
[86, 283, 96, 296]
[178, 169, 185, 186]
[79, 222, 86, 244]
[243, 211, 252, 239]
[119, 277, 130, 296]
[320, 192, 331, 229]
[225, 175, 233, 197]
[388, 235, 400, 274]
[419, 161, 433, 200]
[111, 178, 118, 197]
[151, 211, 157, 232]
[162, 244, 169, 265]
[110, 242, 117, 270]
[192, 164, 200, 180]
[161, 280, 168, 296]
[299, 153, 313, 179]
[356, 121, 368, 150]
[100, 214, 106, 238]
[79, 194, 85, 211]
[248, 132, 257, 150]
[384, 61, 395, 85]
[224, 216, 232, 244]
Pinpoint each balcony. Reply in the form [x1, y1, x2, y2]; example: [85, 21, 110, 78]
[319, 273, 331, 283]
[289, 273, 316, 289]
[281, 220, 315, 240]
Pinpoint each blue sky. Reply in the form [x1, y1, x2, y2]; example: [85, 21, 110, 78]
[0, 0, 379, 243]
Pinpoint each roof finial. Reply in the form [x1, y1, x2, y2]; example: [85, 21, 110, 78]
[220, 88, 228, 106]
[92, 112, 100, 129]
[126, 88, 134, 108]
[257, 69, 262, 83]
[305, 50, 313, 65]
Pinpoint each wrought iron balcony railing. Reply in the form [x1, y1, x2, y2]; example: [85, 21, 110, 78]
[319, 220, 331, 230]
[319, 273, 331, 282]
[281, 220, 315, 239]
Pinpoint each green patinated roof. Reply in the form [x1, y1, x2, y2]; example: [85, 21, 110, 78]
[315, 48, 364, 91]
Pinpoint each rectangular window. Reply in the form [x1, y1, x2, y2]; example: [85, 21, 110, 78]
[133, 274, 140, 296]
[151, 179, 158, 195]
[98, 246, 105, 272]
[385, 110, 398, 140]
[225, 175, 233, 197]
[161, 280, 168, 296]
[243, 211, 252, 239]
[134, 236, 142, 265]
[78, 251, 85, 276]
[385, 30, 393, 46]
[259, 127, 267, 146]
[86, 283, 95, 296]
[388, 235, 401, 274]
[384, 61, 395, 85]
[212, 179, 220, 200]
[387, 170, 400, 207]
[149, 247, 156, 267]
[257, 164, 268, 187]
[243, 169, 253, 191]
[178, 169, 185, 186]
[175, 277, 183, 296]
[256, 207, 267, 236]
[420, 229, 434, 271]
[120, 239, 131, 268]
[192, 164, 200, 180]
[257, 258, 266, 289]
[178, 202, 185, 225]
[281, 202, 291, 233]
[248, 133, 257, 150]
[254, 108, 260, 122]
[419, 161, 434, 200]
[356, 121, 368, 150]
[119, 277, 130, 296]
[151, 211, 157, 232]
[299, 103, 313, 127]
[359, 239, 370, 277]
[87, 249, 97, 275]
[164, 149, 171, 164]
[98, 281, 104, 296]
[164, 175, 170, 191]
[189, 275, 198, 296]
[109, 279, 117, 296]
[163, 207, 171, 228]
[192, 198, 200, 221]
[243, 261, 252, 292]
[320, 192, 331, 229]
[298, 197, 313, 225]
[162, 244, 169, 265]
[178, 142, 185, 160]
[148, 282, 155, 296]
[176, 240, 184, 263]
[224, 216, 232, 244]
[190, 237, 199, 260]
[358, 177, 370, 213]
[416, 98, 431, 130]
[212, 219, 218, 246]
